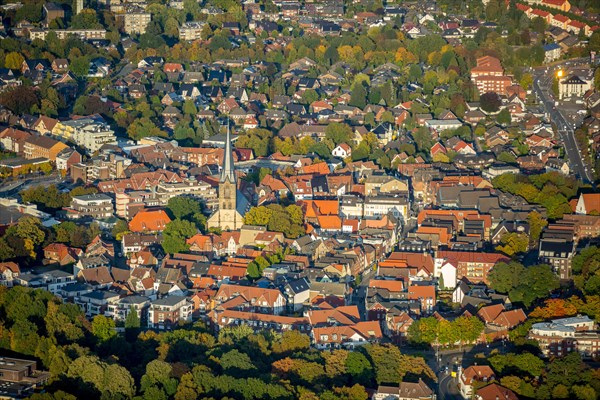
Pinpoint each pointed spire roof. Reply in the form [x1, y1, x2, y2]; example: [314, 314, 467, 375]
[220, 122, 236, 183]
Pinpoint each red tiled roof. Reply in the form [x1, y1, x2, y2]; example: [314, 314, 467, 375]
[129, 209, 172, 232]
[476, 384, 518, 400]
[477, 304, 505, 323]
[0, 262, 19, 274]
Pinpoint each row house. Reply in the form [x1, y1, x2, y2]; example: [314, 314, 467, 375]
[418, 209, 492, 240]
[155, 180, 218, 209]
[210, 309, 311, 333]
[435, 250, 509, 285]
[71, 154, 130, 183]
[122, 233, 163, 255]
[23, 135, 68, 161]
[214, 284, 286, 315]
[97, 170, 184, 193]
[373, 380, 434, 400]
[29, 28, 106, 41]
[343, 195, 409, 221]
[312, 321, 382, 349]
[459, 366, 495, 399]
[0, 127, 31, 155]
[477, 304, 527, 331]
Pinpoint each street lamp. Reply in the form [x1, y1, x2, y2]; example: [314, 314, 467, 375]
[556, 69, 564, 78]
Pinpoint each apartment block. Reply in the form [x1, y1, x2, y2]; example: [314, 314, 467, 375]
[52, 118, 116, 153]
[29, 28, 106, 41]
[148, 296, 193, 329]
[106, 295, 150, 322]
[529, 315, 599, 358]
[179, 21, 205, 41]
[118, 12, 152, 35]
[65, 194, 114, 220]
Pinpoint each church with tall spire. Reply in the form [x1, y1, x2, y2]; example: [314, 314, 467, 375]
[207, 124, 246, 231]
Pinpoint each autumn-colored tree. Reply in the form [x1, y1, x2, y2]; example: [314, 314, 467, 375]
[4, 52, 24, 70]
[394, 47, 418, 65]
[529, 298, 578, 319]
[496, 232, 528, 257]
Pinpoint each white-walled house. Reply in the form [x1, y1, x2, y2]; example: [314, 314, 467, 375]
[332, 143, 352, 158]
[434, 258, 457, 290]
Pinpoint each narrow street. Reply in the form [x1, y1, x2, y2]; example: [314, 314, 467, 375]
[532, 65, 594, 183]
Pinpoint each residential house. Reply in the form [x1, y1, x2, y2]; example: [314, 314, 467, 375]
[373, 379, 434, 400]
[475, 384, 518, 400]
[459, 366, 495, 399]
[129, 210, 172, 233]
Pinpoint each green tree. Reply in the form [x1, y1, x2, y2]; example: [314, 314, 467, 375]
[71, 9, 102, 29]
[167, 196, 203, 220]
[125, 305, 140, 329]
[236, 128, 273, 157]
[220, 349, 255, 373]
[69, 56, 89, 77]
[183, 100, 197, 116]
[91, 315, 116, 342]
[345, 351, 374, 387]
[127, 118, 167, 141]
[302, 89, 319, 105]
[15, 3, 42, 22]
[162, 219, 197, 254]
[496, 108, 511, 125]
[349, 83, 367, 109]
[325, 123, 353, 147]
[125, 305, 142, 341]
[4, 216, 46, 258]
[67, 355, 135, 399]
[407, 316, 438, 345]
[412, 126, 435, 153]
[530, 16, 547, 34]
[488, 261, 526, 294]
[244, 206, 272, 226]
[489, 352, 545, 377]
[111, 219, 130, 240]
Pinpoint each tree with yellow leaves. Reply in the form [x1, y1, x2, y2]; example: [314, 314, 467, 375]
[394, 47, 417, 65]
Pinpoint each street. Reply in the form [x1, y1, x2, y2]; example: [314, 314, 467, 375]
[532, 64, 594, 183]
[438, 373, 461, 400]
[403, 340, 514, 400]
[0, 172, 63, 197]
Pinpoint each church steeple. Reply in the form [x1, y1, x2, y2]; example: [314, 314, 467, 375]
[220, 122, 236, 183]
